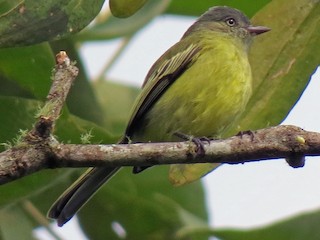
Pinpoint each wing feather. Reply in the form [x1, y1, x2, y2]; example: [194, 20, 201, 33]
[124, 43, 201, 137]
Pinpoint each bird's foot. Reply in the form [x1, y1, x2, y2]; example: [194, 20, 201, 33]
[236, 130, 255, 141]
[174, 132, 211, 156]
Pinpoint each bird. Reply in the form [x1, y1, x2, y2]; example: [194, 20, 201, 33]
[48, 6, 270, 226]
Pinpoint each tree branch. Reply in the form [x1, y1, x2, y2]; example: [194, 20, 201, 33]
[51, 125, 320, 168]
[1, 52, 320, 185]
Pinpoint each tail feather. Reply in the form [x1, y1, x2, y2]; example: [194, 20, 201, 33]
[47, 166, 120, 226]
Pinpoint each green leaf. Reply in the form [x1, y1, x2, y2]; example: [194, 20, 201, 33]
[215, 209, 320, 240]
[0, 206, 36, 240]
[0, 168, 72, 209]
[0, 0, 104, 47]
[0, 41, 105, 127]
[166, 0, 271, 18]
[0, 97, 38, 146]
[0, 0, 23, 17]
[110, 0, 148, 18]
[77, 167, 208, 239]
[0, 44, 54, 99]
[236, 0, 320, 131]
[92, 80, 140, 136]
[75, 0, 171, 41]
[55, 108, 118, 144]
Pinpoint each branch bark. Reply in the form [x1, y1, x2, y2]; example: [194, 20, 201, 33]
[1, 52, 320, 185]
[2, 124, 320, 184]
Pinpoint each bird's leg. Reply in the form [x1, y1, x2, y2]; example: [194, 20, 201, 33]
[174, 132, 211, 156]
[133, 133, 212, 174]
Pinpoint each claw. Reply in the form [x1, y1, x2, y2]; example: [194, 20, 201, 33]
[236, 130, 255, 141]
[191, 137, 206, 156]
[174, 132, 210, 156]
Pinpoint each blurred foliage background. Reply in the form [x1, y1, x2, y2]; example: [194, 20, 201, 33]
[0, 0, 319, 239]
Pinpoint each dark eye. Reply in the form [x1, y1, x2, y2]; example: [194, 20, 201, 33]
[226, 18, 236, 26]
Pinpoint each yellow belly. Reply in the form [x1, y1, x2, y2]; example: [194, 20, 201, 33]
[134, 36, 252, 142]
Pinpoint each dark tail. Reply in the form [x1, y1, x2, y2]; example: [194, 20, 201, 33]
[47, 166, 120, 226]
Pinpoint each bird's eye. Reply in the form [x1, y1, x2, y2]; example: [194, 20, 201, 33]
[226, 18, 236, 26]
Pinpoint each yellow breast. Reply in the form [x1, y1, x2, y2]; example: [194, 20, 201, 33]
[134, 33, 252, 142]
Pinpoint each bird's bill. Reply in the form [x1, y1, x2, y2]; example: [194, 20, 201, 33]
[247, 25, 271, 35]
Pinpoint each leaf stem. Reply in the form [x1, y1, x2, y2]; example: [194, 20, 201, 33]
[22, 200, 64, 240]
[95, 35, 133, 82]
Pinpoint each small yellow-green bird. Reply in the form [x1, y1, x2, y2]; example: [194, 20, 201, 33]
[48, 6, 270, 226]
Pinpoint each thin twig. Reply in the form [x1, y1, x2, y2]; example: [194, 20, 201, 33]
[95, 35, 133, 81]
[22, 200, 63, 240]
[28, 51, 78, 139]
